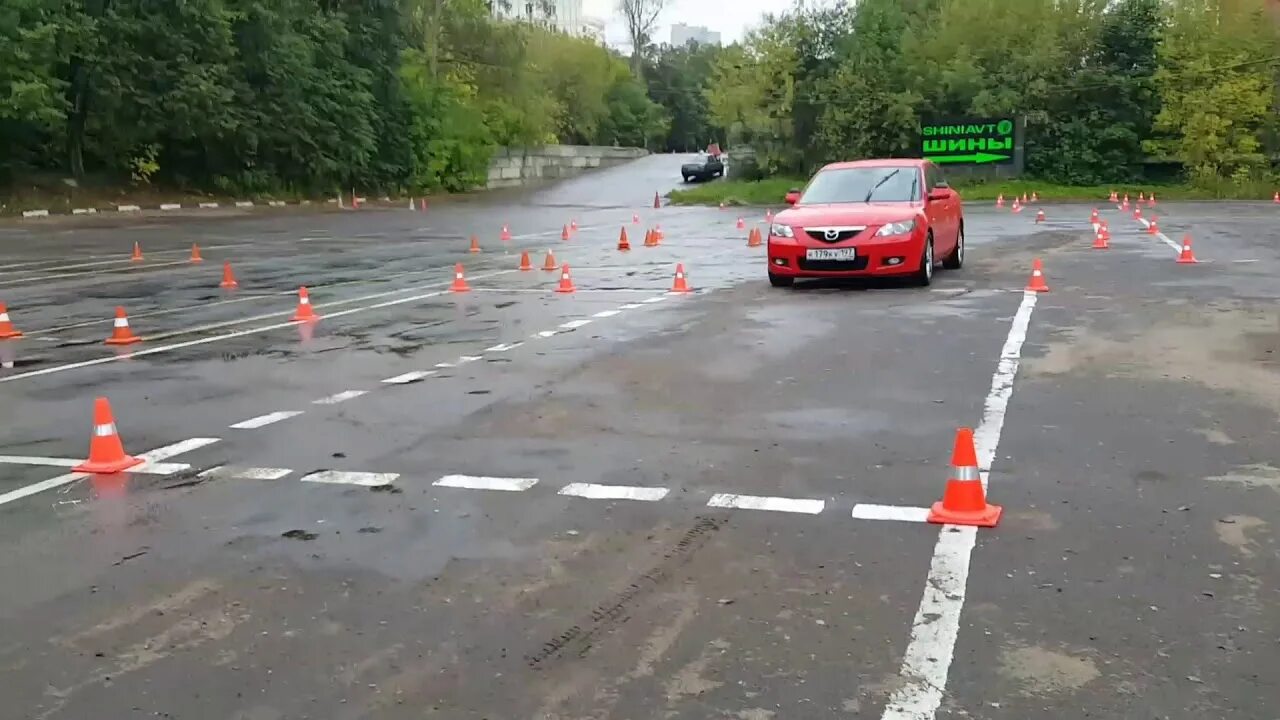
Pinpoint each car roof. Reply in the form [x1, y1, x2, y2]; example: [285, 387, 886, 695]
[818, 159, 927, 171]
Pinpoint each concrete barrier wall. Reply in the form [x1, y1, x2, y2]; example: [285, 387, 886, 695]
[486, 146, 648, 189]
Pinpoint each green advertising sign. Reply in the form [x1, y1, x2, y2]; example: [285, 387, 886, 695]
[920, 118, 1015, 165]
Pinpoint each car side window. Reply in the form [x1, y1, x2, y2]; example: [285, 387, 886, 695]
[931, 164, 947, 188]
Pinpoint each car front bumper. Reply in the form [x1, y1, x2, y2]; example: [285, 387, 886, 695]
[766, 233, 926, 277]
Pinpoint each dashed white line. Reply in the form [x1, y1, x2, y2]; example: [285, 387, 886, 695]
[382, 370, 436, 384]
[706, 493, 825, 515]
[559, 319, 592, 330]
[881, 290, 1038, 720]
[591, 310, 621, 318]
[313, 390, 367, 405]
[535, 330, 558, 338]
[619, 303, 643, 309]
[434, 362, 456, 368]
[198, 466, 293, 481]
[230, 411, 303, 429]
[301, 470, 399, 487]
[434, 475, 538, 492]
[484, 342, 522, 352]
[456, 355, 482, 364]
[559, 483, 670, 502]
[851, 504, 930, 523]
[138, 437, 220, 462]
[642, 296, 667, 304]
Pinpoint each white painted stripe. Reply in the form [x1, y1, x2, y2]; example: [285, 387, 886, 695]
[434, 475, 538, 492]
[706, 493, 825, 515]
[0, 455, 80, 468]
[230, 411, 303, 429]
[434, 362, 455, 368]
[535, 330, 558, 338]
[0, 258, 197, 288]
[456, 355, 482, 364]
[0, 473, 86, 507]
[131, 462, 192, 475]
[591, 310, 621, 318]
[881, 290, 1037, 720]
[313, 390, 367, 405]
[559, 319, 592, 330]
[559, 483, 669, 501]
[619, 303, 644, 309]
[137, 437, 220, 462]
[851, 504, 930, 523]
[484, 342, 522, 352]
[642, 296, 666, 304]
[198, 466, 293, 481]
[382, 370, 436, 384]
[301, 470, 398, 487]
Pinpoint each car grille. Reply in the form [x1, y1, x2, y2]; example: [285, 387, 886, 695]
[804, 228, 865, 243]
[798, 257, 870, 272]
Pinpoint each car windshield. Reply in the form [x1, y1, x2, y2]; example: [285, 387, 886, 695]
[800, 166, 921, 204]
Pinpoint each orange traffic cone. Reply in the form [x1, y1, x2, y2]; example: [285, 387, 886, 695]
[1138, 191, 1145, 203]
[131, 242, 143, 262]
[1035, 209, 1045, 223]
[1122, 194, 1129, 209]
[1176, 235, 1199, 264]
[632, 213, 640, 224]
[618, 227, 631, 252]
[542, 249, 558, 271]
[736, 217, 745, 229]
[1025, 258, 1049, 293]
[926, 427, 1002, 527]
[292, 287, 318, 321]
[1273, 191, 1279, 204]
[996, 194, 1005, 208]
[1133, 206, 1142, 220]
[1092, 229, 1109, 250]
[748, 228, 763, 247]
[105, 307, 141, 345]
[653, 192, 661, 209]
[555, 264, 576, 294]
[1089, 209, 1099, 224]
[72, 397, 144, 474]
[1148, 193, 1157, 207]
[561, 225, 570, 241]
[644, 228, 658, 247]
[518, 250, 533, 271]
[765, 209, 774, 222]
[1012, 201, 1022, 214]
[1109, 191, 1118, 202]
[670, 263, 691, 293]
[469, 235, 481, 254]
[655, 225, 664, 242]
[1147, 217, 1159, 235]
[1031, 191, 1039, 202]
[449, 264, 471, 293]
[0, 302, 22, 338]
[1021, 192, 1028, 204]
[500, 225, 512, 242]
[219, 261, 239, 289]
[190, 243, 203, 263]
[570, 219, 578, 233]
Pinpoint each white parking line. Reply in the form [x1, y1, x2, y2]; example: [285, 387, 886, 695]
[312, 390, 367, 405]
[382, 370, 436, 384]
[434, 475, 539, 492]
[0, 473, 88, 507]
[484, 343, 522, 352]
[198, 466, 293, 481]
[558, 483, 669, 501]
[139, 437, 220, 462]
[706, 493, 825, 515]
[559, 319, 592, 330]
[851, 504, 930, 523]
[230, 411, 303, 429]
[301, 470, 398, 487]
[881, 290, 1038, 720]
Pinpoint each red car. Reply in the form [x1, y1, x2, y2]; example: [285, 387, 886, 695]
[767, 159, 964, 287]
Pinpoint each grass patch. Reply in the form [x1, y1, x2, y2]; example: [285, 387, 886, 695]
[667, 176, 1279, 206]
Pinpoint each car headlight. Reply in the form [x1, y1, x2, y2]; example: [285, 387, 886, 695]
[770, 223, 794, 238]
[874, 219, 916, 237]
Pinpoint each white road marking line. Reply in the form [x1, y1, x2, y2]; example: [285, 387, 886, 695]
[197, 466, 293, 481]
[382, 370, 436, 384]
[456, 355, 482, 364]
[619, 303, 643, 309]
[535, 330, 558, 338]
[137, 437, 220, 462]
[0, 455, 80, 468]
[1137, 217, 1184, 252]
[559, 483, 669, 502]
[591, 310, 621, 318]
[434, 474, 539, 492]
[559, 319, 592, 330]
[0, 473, 87, 507]
[230, 411, 303, 429]
[23, 292, 290, 337]
[0, 259, 197, 288]
[851, 504, 930, 523]
[881, 290, 1037, 720]
[642, 296, 666, 304]
[435, 362, 455, 368]
[706, 493, 825, 515]
[484, 342, 522, 352]
[0, 270, 517, 386]
[313, 390, 367, 405]
[301, 470, 398, 487]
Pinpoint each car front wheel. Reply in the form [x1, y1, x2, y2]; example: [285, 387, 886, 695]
[943, 223, 964, 270]
[915, 236, 934, 287]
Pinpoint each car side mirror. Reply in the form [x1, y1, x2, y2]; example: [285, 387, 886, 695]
[785, 190, 800, 205]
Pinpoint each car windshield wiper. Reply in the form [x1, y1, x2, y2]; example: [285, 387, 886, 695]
[863, 169, 901, 203]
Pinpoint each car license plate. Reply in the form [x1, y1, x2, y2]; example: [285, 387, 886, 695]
[805, 248, 857, 261]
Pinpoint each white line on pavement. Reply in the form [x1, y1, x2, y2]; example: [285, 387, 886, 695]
[0, 259, 196, 288]
[558, 483, 670, 502]
[434, 475, 539, 492]
[484, 343, 522, 352]
[230, 411, 303, 429]
[591, 310, 621, 318]
[851, 504, 930, 523]
[138, 437, 220, 462]
[198, 466, 293, 480]
[382, 370, 436, 384]
[618, 303, 643, 309]
[642, 296, 666, 304]
[706, 493, 825, 515]
[881, 290, 1038, 720]
[535, 330, 558, 338]
[559, 319, 592, 330]
[312, 390, 367, 405]
[0, 473, 87, 507]
[301, 470, 399, 487]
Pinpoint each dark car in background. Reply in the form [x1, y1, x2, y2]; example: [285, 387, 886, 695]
[681, 151, 724, 182]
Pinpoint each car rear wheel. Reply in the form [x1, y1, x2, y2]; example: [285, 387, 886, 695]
[682, 175, 692, 183]
[769, 272, 794, 288]
[943, 223, 964, 270]
[915, 236, 934, 287]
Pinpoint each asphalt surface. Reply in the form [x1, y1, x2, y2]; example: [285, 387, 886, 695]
[1, 159, 1277, 720]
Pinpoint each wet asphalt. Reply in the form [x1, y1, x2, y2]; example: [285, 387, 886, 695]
[0, 159, 1278, 719]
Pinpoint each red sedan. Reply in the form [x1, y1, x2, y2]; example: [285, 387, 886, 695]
[767, 159, 964, 287]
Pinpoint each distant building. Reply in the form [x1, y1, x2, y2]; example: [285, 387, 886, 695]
[581, 16, 607, 45]
[670, 23, 721, 47]
[491, 0, 584, 36]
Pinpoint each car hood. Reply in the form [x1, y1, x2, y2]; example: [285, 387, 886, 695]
[774, 202, 922, 227]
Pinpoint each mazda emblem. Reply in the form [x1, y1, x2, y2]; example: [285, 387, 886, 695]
[824, 229, 840, 241]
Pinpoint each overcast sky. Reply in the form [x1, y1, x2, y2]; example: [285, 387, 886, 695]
[581, 0, 793, 46]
